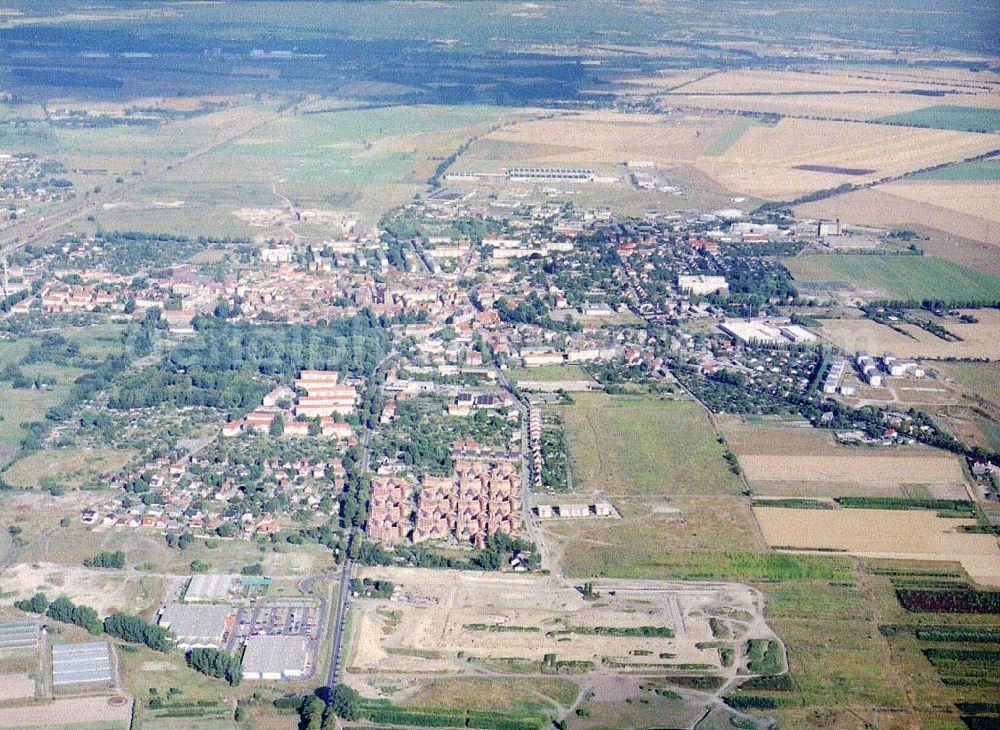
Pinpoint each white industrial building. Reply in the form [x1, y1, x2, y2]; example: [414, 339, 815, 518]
[678, 275, 729, 296]
[242, 635, 311, 681]
[157, 603, 234, 649]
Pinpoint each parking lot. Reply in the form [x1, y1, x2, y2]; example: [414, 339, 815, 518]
[227, 600, 319, 651]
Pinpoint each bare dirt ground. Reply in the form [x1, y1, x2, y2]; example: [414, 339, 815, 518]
[0, 695, 131, 728]
[754, 506, 1000, 586]
[0, 672, 35, 701]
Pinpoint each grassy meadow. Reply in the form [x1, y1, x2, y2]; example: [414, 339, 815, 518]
[560, 393, 742, 496]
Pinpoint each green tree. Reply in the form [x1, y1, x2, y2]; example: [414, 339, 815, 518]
[270, 413, 285, 437]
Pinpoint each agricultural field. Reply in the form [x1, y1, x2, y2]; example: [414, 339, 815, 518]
[703, 117, 755, 157]
[819, 310, 1000, 359]
[0, 696, 132, 729]
[910, 158, 1000, 180]
[507, 363, 593, 383]
[697, 117, 999, 200]
[676, 68, 995, 96]
[783, 254, 1000, 301]
[754, 506, 1000, 586]
[720, 419, 969, 498]
[558, 392, 741, 496]
[797, 182, 1000, 247]
[934, 361, 1000, 410]
[876, 104, 1000, 132]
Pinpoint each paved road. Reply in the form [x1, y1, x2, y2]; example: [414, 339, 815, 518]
[322, 354, 392, 687]
[325, 553, 354, 687]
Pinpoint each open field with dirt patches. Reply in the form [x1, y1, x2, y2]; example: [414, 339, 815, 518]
[797, 183, 1000, 247]
[0, 562, 170, 617]
[754, 506, 1000, 586]
[696, 118, 999, 200]
[819, 310, 1000, 359]
[2, 448, 135, 489]
[721, 420, 969, 498]
[546, 495, 766, 579]
[344, 566, 778, 705]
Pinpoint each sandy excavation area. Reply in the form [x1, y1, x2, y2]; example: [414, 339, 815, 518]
[754, 507, 1000, 586]
[345, 566, 775, 696]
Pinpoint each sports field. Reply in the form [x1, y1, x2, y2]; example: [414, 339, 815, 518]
[877, 105, 1000, 133]
[560, 393, 741, 496]
[784, 254, 1000, 300]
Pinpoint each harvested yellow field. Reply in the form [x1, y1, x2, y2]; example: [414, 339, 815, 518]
[879, 181, 1000, 227]
[820, 311, 1000, 359]
[740, 453, 965, 486]
[722, 421, 968, 498]
[696, 118, 998, 199]
[797, 185, 1000, 247]
[678, 69, 982, 95]
[616, 68, 711, 92]
[478, 111, 725, 164]
[667, 91, 1000, 121]
[754, 507, 1000, 586]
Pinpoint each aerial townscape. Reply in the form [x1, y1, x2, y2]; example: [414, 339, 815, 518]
[0, 2, 999, 729]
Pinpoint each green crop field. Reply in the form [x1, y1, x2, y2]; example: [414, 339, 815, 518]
[785, 255, 1000, 301]
[560, 393, 741, 496]
[508, 364, 592, 382]
[704, 117, 755, 156]
[876, 105, 1000, 133]
[911, 159, 1000, 180]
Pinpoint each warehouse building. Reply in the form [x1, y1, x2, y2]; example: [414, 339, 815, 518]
[0, 620, 40, 649]
[242, 635, 311, 680]
[157, 603, 234, 649]
[52, 641, 113, 687]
